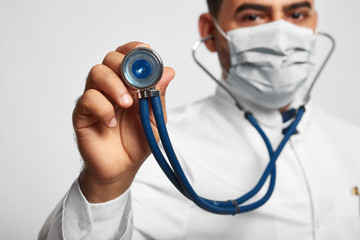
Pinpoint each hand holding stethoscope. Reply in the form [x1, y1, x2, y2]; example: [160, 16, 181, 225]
[72, 42, 175, 203]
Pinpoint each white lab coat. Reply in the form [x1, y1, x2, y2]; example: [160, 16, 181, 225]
[39, 87, 360, 240]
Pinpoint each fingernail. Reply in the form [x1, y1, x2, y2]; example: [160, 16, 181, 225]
[136, 43, 150, 48]
[120, 93, 132, 105]
[109, 117, 117, 128]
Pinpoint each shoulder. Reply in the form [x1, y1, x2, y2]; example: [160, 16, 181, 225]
[311, 105, 360, 131]
[309, 104, 360, 143]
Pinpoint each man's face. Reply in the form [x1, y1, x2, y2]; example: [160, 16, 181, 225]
[204, 0, 318, 71]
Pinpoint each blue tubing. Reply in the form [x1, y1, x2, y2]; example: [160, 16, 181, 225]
[202, 108, 305, 210]
[139, 96, 305, 214]
[139, 98, 235, 213]
[139, 98, 187, 197]
[246, 107, 305, 202]
[149, 97, 238, 214]
[234, 108, 305, 207]
[150, 97, 278, 211]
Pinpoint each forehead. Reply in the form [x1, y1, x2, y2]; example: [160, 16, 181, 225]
[221, 0, 315, 10]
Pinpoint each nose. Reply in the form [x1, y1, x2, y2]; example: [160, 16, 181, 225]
[272, 10, 284, 22]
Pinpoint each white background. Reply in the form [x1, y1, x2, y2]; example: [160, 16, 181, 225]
[0, 0, 359, 238]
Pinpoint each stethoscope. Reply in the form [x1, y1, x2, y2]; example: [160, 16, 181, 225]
[120, 32, 335, 215]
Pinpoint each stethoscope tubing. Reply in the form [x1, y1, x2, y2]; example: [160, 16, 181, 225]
[139, 96, 305, 214]
[134, 31, 333, 215]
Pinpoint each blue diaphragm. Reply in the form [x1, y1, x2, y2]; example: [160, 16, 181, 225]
[121, 47, 163, 89]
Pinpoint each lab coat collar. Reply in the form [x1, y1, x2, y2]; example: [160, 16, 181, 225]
[214, 86, 312, 132]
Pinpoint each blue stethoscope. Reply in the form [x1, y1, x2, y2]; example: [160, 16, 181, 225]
[120, 33, 335, 215]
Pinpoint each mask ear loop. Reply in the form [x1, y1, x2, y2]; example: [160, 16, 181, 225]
[212, 18, 234, 82]
[192, 35, 248, 113]
[303, 32, 336, 105]
[212, 18, 232, 41]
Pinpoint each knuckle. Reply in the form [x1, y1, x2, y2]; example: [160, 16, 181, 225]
[90, 65, 117, 87]
[102, 51, 117, 65]
[82, 89, 98, 102]
[89, 64, 106, 78]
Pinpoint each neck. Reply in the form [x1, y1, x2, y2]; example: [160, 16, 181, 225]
[279, 104, 291, 112]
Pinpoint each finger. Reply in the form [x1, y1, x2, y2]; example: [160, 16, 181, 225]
[102, 51, 124, 76]
[86, 64, 134, 108]
[73, 89, 117, 129]
[156, 66, 176, 97]
[116, 41, 150, 55]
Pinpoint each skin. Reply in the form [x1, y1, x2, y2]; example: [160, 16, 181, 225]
[74, 42, 175, 202]
[75, 0, 318, 203]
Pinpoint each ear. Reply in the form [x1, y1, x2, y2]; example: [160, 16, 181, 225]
[198, 13, 216, 52]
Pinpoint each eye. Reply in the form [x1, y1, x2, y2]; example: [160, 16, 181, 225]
[247, 14, 259, 21]
[236, 11, 269, 27]
[291, 12, 303, 19]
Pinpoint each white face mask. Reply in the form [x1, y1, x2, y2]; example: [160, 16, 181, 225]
[214, 20, 316, 109]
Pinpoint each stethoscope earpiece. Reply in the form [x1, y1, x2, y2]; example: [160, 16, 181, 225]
[121, 47, 163, 90]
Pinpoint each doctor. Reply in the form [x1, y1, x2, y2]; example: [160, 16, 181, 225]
[40, 0, 360, 239]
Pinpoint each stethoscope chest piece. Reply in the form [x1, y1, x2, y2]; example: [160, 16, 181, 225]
[121, 47, 163, 90]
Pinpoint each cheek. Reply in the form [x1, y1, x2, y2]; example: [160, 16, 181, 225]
[296, 14, 318, 32]
[215, 35, 231, 71]
[301, 21, 317, 33]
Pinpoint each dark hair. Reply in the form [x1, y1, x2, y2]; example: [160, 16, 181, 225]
[207, 0, 224, 18]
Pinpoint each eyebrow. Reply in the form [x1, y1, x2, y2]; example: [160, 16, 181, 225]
[284, 1, 312, 11]
[234, 3, 272, 16]
[233, 2, 312, 17]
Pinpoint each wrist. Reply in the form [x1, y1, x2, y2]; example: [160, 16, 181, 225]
[79, 170, 136, 203]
